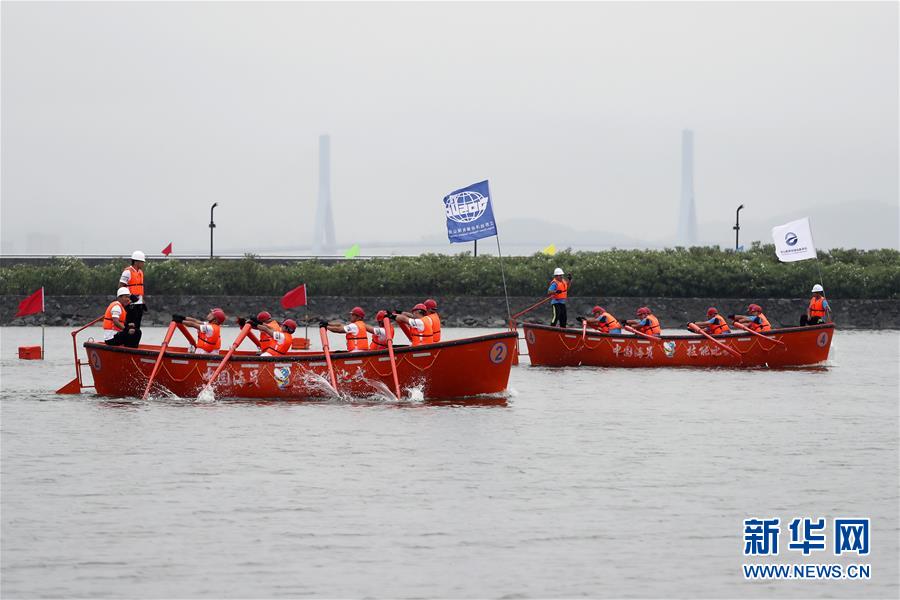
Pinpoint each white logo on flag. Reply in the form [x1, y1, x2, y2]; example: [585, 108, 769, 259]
[444, 190, 489, 224]
[772, 217, 817, 262]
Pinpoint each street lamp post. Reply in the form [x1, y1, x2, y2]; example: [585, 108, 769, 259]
[733, 204, 744, 251]
[209, 202, 218, 259]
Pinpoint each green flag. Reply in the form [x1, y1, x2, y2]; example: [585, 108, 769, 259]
[344, 244, 360, 258]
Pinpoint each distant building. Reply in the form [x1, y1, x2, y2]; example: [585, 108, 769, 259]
[677, 129, 698, 246]
[312, 134, 337, 254]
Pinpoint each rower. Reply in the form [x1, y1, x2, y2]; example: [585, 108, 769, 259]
[178, 308, 227, 353]
[547, 267, 569, 328]
[623, 306, 661, 337]
[802, 284, 832, 325]
[255, 311, 283, 353]
[118, 250, 146, 329]
[258, 319, 296, 356]
[366, 310, 395, 350]
[732, 304, 772, 332]
[696, 307, 730, 335]
[396, 303, 433, 346]
[578, 306, 622, 334]
[424, 298, 442, 342]
[103, 287, 141, 347]
[325, 307, 370, 351]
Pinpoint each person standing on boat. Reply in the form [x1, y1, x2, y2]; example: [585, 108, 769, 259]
[325, 307, 370, 351]
[258, 319, 296, 356]
[579, 306, 623, 334]
[395, 304, 433, 346]
[696, 307, 730, 335]
[622, 307, 661, 337]
[255, 311, 282, 354]
[103, 287, 141, 347]
[732, 304, 772, 332]
[118, 250, 146, 329]
[423, 298, 442, 342]
[547, 267, 569, 328]
[803, 284, 832, 325]
[366, 310, 395, 350]
[179, 308, 227, 354]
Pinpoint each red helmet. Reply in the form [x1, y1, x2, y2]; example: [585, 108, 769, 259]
[424, 298, 438, 310]
[707, 307, 718, 317]
[376, 310, 388, 321]
[282, 319, 297, 333]
[592, 306, 604, 314]
[257, 311, 271, 322]
[210, 308, 226, 324]
[636, 307, 650, 316]
[748, 304, 762, 313]
[413, 303, 427, 313]
[350, 306, 365, 318]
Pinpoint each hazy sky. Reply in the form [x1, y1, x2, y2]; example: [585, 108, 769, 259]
[2, 1, 897, 255]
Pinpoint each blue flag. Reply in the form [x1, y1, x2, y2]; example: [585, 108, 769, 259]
[443, 180, 498, 243]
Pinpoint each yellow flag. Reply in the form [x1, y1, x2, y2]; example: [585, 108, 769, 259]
[541, 244, 557, 256]
[344, 244, 360, 258]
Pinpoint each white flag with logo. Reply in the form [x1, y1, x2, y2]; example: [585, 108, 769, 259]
[772, 217, 817, 262]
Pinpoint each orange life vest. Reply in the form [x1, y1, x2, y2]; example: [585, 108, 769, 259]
[126, 266, 144, 296]
[372, 322, 394, 349]
[427, 313, 441, 342]
[103, 300, 126, 331]
[708, 314, 730, 335]
[196, 322, 221, 352]
[591, 312, 622, 333]
[809, 296, 827, 318]
[410, 317, 433, 346]
[749, 313, 772, 332]
[346, 320, 369, 351]
[638, 314, 661, 336]
[259, 319, 282, 353]
[549, 278, 568, 300]
[265, 331, 293, 355]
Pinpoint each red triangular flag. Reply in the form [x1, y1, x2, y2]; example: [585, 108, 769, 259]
[16, 287, 44, 317]
[161, 243, 172, 256]
[281, 284, 307, 309]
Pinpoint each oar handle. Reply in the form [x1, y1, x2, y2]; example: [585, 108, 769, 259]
[511, 296, 551, 320]
[731, 320, 786, 345]
[623, 324, 662, 342]
[687, 322, 742, 359]
[142, 321, 178, 400]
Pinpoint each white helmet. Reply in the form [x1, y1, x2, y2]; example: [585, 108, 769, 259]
[553, 267, 565, 276]
[811, 284, 824, 293]
[116, 287, 131, 297]
[131, 250, 146, 262]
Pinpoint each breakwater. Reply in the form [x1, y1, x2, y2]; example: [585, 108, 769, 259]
[1, 295, 896, 329]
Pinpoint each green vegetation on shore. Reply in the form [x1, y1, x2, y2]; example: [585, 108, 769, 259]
[1, 245, 898, 298]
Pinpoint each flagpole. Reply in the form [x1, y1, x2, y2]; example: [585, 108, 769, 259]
[808, 217, 825, 287]
[487, 183, 512, 322]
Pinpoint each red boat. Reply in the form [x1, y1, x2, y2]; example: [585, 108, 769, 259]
[522, 322, 834, 368]
[57, 324, 517, 400]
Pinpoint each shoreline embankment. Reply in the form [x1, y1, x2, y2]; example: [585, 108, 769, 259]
[1, 295, 896, 329]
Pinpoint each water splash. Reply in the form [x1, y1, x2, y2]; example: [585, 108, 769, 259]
[195, 386, 216, 404]
[361, 378, 399, 402]
[300, 371, 343, 400]
[403, 383, 425, 403]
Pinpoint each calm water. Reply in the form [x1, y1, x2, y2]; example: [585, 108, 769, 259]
[1, 326, 898, 598]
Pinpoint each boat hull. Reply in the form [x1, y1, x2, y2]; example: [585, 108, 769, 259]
[84, 332, 517, 399]
[523, 323, 834, 368]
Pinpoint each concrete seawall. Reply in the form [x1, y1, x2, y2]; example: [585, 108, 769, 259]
[1, 295, 896, 329]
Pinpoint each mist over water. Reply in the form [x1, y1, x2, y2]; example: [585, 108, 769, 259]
[1, 327, 898, 598]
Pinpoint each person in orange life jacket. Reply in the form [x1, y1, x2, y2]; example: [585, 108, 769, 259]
[176, 308, 227, 354]
[622, 306, 661, 337]
[577, 306, 622, 334]
[104, 287, 142, 347]
[423, 298, 442, 342]
[118, 250, 147, 329]
[395, 304, 433, 346]
[547, 267, 570, 328]
[801, 284, 832, 325]
[696, 307, 730, 335]
[257, 319, 296, 356]
[324, 307, 370, 351]
[731, 304, 772, 332]
[365, 310, 395, 349]
[254, 311, 282, 353]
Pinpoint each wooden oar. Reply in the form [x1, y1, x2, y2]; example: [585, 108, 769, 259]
[687, 323, 743, 359]
[319, 326, 339, 391]
[511, 296, 551, 320]
[383, 317, 402, 399]
[141, 321, 177, 400]
[623, 324, 663, 343]
[175, 323, 197, 347]
[204, 323, 253, 394]
[731, 320, 786, 346]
